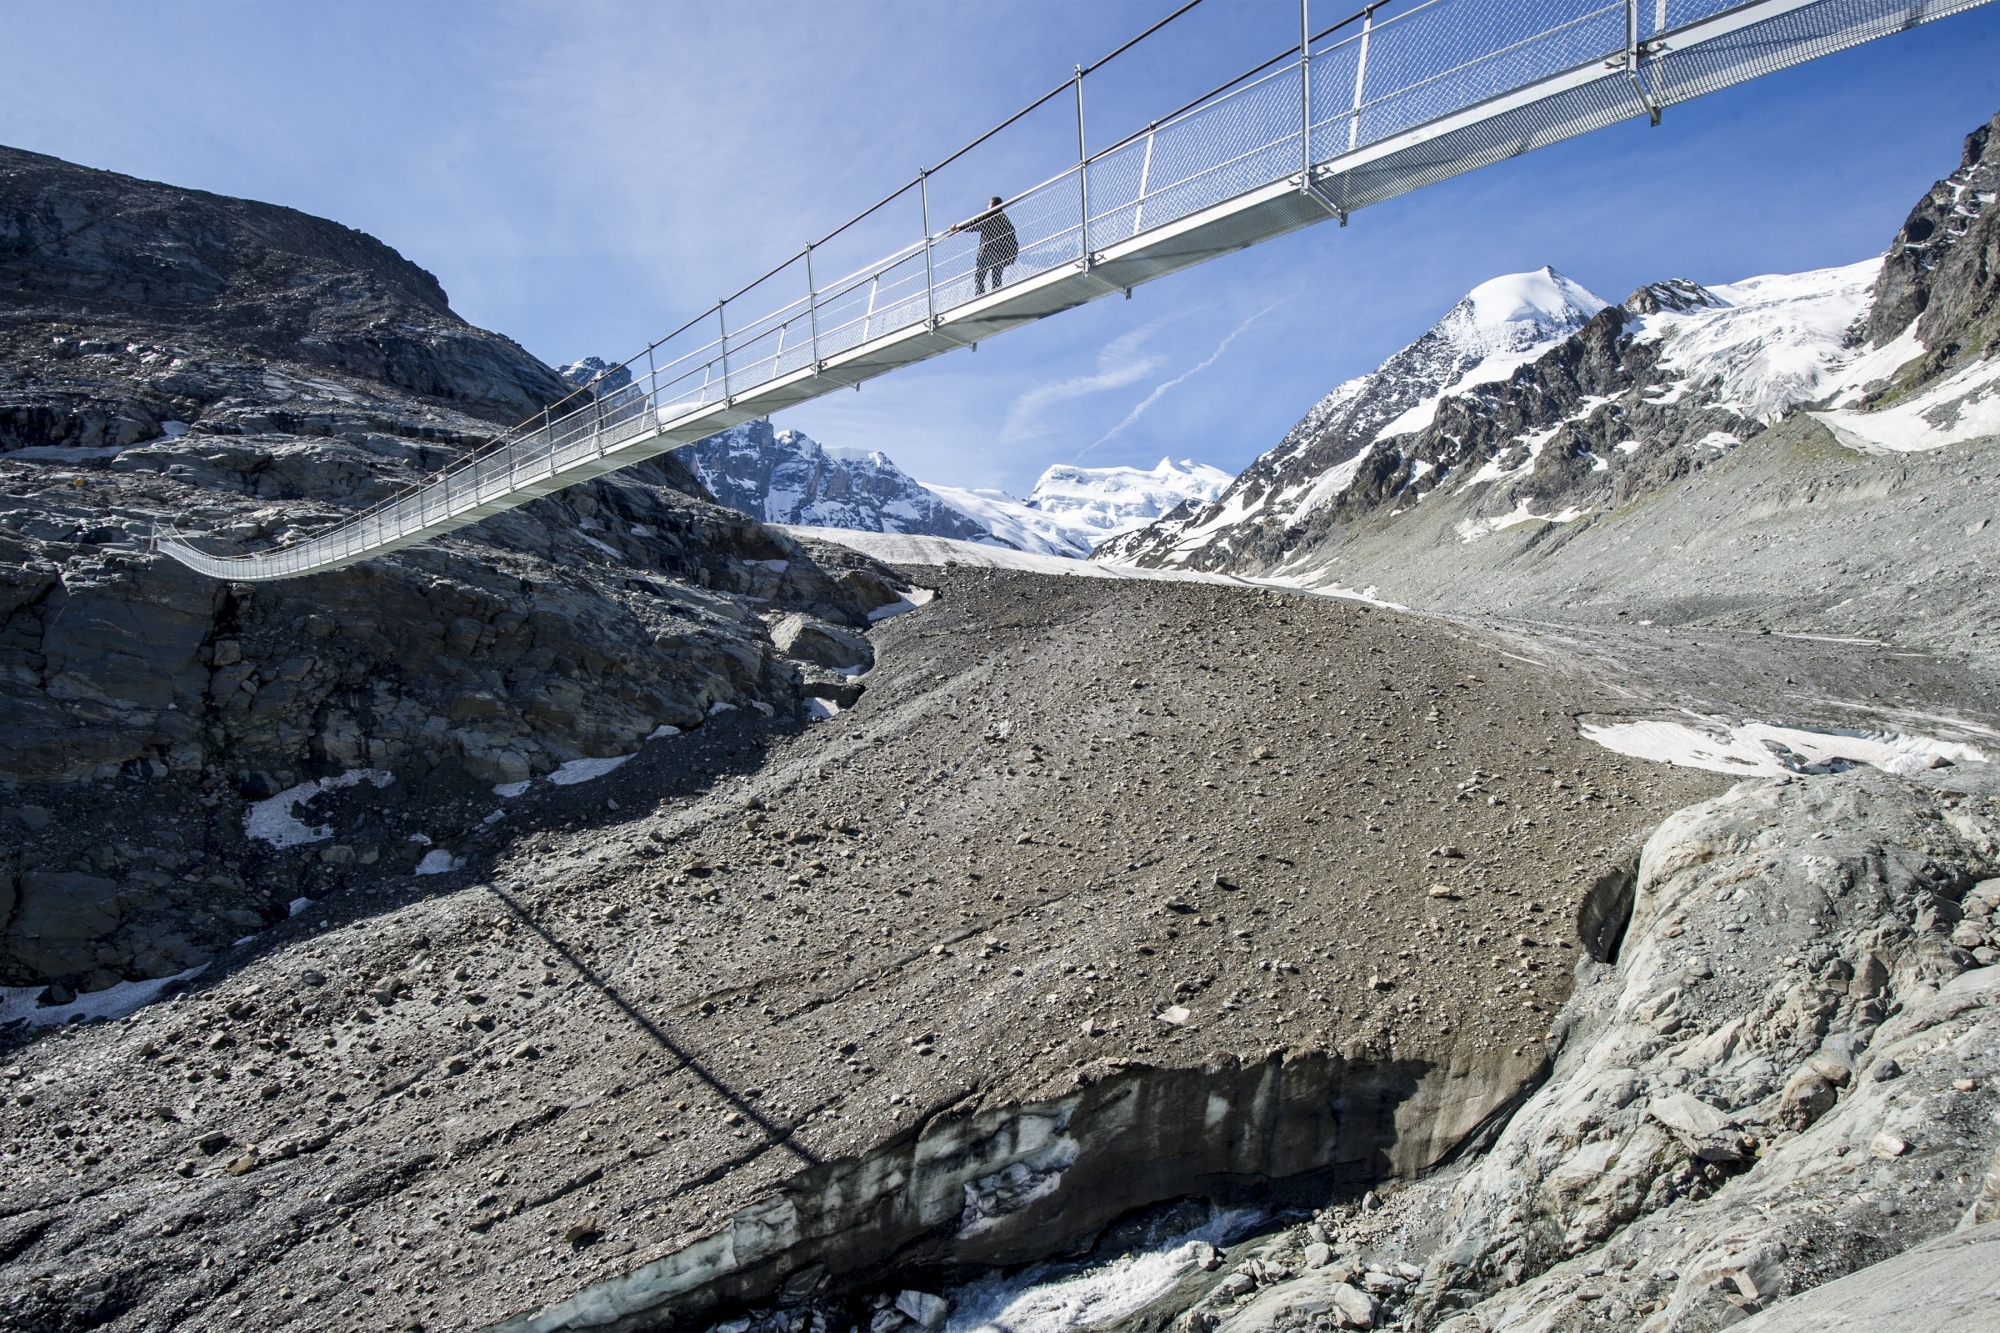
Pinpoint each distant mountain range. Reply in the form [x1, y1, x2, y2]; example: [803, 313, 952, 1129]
[539, 410, 1231, 558]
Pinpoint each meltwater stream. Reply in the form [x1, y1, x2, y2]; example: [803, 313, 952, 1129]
[944, 1207, 1266, 1333]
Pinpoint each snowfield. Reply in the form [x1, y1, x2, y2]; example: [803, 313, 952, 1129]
[1634, 258, 1884, 423]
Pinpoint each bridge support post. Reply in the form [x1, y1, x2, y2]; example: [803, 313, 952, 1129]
[1300, 0, 1311, 188]
[647, 343, 660, 433]
[1075, 64, 1089, 267]
[920, 168, 937, 328]
[1625, 0, 1662, 125]
[806, 243, 821, 372]
[1298, 0, 1348, 225]
[717, 302, 732, 404]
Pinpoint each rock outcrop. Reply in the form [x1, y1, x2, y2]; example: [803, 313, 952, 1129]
[1130, 770, 2000, 1333]
[1409, 770, 1999, 1330]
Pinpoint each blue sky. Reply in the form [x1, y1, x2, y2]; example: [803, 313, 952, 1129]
[4, 1, 1998, 494]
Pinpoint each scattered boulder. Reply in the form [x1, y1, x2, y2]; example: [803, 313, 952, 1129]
[772, 614, 874, 672]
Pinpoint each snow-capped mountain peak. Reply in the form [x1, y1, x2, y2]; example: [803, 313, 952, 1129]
[1372, 267, 1608, 439]
[1026, 457, 1231, 533]
[1457, 267, 1608, 348]
[1095, 267, 1608, 566]
[559, 356, 632, 394]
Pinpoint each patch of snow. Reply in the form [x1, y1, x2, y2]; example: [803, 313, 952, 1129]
[647, 724, 682, 739]
[707, 701, 738, 717]
[1287, 445, 1375, 520]
[1823, 322, 1927, 408]
[244, 770, 395, 848]
[549, 755, 633, 786]
[493, 779, 532, 798]
[1581, 717, 1986, 778]
[580, 534, 621, 558]
[288, 896, 314, 917]
[1693, 431, 1741, 451]
[481, 809, 504, 825]
[414, 850, 467, 876]
[1810, 354, 2000, 454]
[408, 832, 432, 845]
[805, 697, 841, 721]
[867, 586, 937, 621]
[0, 966, 207, 1029]
[1459, 500, 1585, 542]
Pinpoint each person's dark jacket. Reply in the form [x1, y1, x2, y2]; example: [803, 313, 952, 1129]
[972, 207, 1018, 266]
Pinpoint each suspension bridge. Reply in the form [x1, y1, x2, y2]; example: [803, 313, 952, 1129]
[159, 0, 1990, 581]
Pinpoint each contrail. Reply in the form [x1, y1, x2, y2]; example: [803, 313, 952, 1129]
[1077, 299, 1289, 458]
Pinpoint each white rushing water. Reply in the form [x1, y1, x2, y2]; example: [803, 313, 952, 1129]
[944, 1206, 1264, 1333]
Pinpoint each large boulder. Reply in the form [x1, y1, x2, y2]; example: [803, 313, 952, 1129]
[771, 612, 874, 672]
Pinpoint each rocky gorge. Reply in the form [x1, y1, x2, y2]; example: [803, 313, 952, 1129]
[0, 109, 1996, 1333]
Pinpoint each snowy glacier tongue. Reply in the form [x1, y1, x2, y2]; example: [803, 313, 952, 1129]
[1637, 257, 1884, 423]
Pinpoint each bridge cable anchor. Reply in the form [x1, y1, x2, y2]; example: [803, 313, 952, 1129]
[1299, 171, 1348, 226]
[1623, 3, 1663, 127]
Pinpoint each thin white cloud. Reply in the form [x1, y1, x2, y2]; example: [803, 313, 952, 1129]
[999, 322, 1167, 443]
[1079, 299, 1289, 457]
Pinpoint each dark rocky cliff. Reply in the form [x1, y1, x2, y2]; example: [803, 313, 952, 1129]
[0, 147, 909, 995]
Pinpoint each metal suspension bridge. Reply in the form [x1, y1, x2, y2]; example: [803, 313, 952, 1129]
[159, 0, 1989, 581]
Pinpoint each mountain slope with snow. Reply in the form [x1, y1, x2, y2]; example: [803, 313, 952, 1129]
[681, 421, 991, 542]
[1100, 110, 2000, 655]
[1098, 266, 1607, 568]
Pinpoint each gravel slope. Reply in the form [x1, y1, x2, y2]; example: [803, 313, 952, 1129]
[0, 570, 1728, 1333]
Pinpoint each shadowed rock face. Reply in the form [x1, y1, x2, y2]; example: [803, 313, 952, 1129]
[0, 148, 913, 993]
[1866, 110, 2000, 361]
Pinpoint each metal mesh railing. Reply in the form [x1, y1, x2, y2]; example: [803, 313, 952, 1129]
[157, 0, 1993, 580]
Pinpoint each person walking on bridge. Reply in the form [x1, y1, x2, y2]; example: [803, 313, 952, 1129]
[951, 196, 1018, 295]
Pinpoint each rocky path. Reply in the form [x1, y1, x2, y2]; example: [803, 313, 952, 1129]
[0, 569, 1728, 1333]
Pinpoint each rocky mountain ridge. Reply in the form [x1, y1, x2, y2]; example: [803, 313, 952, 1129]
[681, 420, 992, 544]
